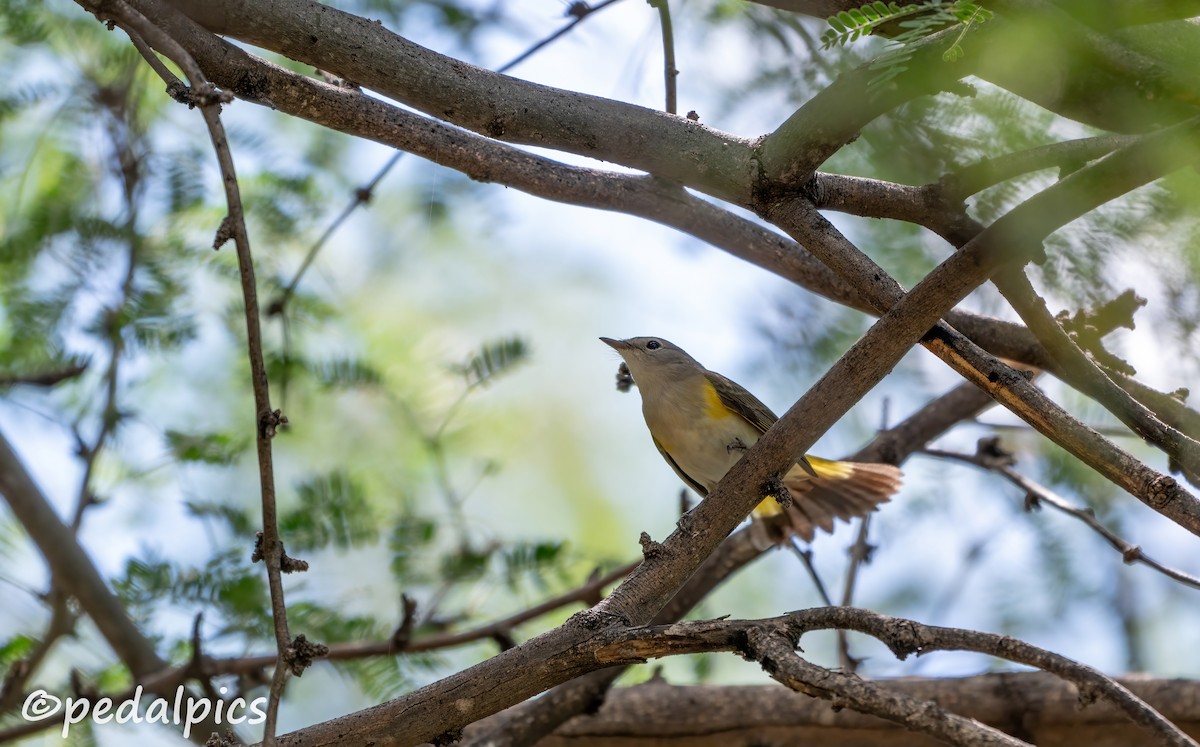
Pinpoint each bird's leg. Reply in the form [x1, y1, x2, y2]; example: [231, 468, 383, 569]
[726, 436, 749, 454]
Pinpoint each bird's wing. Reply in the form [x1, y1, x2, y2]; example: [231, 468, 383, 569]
[705, 370, 818, 478]
[653, 436, 709, 497]
[705, 371, 777, 433]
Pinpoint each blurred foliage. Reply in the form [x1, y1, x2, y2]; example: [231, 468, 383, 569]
[0, 0, 610, 735]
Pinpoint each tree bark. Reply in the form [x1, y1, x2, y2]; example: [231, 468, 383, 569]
[540, 674, 1200, 747]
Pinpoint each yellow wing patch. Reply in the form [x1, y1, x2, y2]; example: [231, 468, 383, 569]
[702, 379, 736, 419]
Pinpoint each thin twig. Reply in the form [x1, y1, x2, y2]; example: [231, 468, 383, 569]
[787, 539, 833, 606]
[937, 134, 1138, 200]
[650, 0, 678, 113]
[835, 513, 870, 672]
[495, 0, 626, 74]
[923, 447, 1200, 591]
[111, 6, 296, 743]
[269, 150, 403, 317]
[0, 363, 89, 388]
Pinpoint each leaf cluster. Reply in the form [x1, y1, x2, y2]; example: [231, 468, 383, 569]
[820, 1, 992, 92]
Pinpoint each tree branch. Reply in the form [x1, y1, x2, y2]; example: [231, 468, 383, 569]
[590, 608, 1196, 747]
[0, 429, 225, 742]
[546, 675, 1200, 746]
[994, 267, 1200, 487]
[90, 2, 301, 742]
[148, 0, 759, 205]
[924, 444, 1200, 591]
[459, 381, 1012, 747]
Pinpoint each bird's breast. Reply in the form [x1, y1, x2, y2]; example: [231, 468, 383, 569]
[642, 378, 761, 492]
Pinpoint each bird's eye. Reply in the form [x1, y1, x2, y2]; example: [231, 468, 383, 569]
[646, 340, 661, 350]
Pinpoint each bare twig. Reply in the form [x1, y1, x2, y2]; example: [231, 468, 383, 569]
[496, 0, 626, 74]
[835, 513, 870, 673]
[923, 446, 1200, 592]
[102, 4, 298, 742]
[649, 0, 678, 114]
[786, 539, 834, 606]
[268, 150, 402, 317]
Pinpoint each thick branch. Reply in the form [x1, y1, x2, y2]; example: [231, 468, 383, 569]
[463, 377, 999, 746]
[591, 609, 1196, 747]
[543, 675, 1200, 746]
[767, 118, 1200, 534]
[149, 0, 758, 205]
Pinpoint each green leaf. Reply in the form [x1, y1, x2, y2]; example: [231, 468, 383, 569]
[165, 430, 249, 465]
[184, 499, 257, 537]
[0, 634, 35, 666]
[281, 471, 378, 551]
[309, 357, 384, 389]
[821, 2, 919, 49]
[501, 540, 566, 589]
[390, 517, 437, 580]
[451, 335, 530, 388]
[439, 544, 494, 582]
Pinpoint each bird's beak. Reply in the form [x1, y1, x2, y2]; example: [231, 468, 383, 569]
[599, 337, 631, 351]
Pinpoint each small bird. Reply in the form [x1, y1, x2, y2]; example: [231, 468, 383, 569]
[601, 336, 901, 545]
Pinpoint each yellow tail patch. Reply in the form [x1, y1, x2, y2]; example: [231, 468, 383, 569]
[805, 455, 855, 480]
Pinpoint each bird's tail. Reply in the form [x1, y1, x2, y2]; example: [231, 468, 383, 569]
[749, 457, 901, 546]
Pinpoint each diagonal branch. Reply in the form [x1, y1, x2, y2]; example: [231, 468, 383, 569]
[0, 429, 225, 742]
[148, 0, 759, 205]
[994, 267, 1200, 487]
[766, 117, 1200, 535]
[462, 377, 999, 746]
[924, 445, 1200, 591]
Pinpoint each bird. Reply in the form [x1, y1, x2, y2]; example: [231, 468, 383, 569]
[601, 336, 901, 545]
